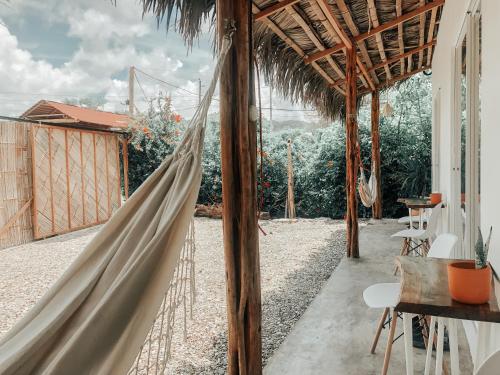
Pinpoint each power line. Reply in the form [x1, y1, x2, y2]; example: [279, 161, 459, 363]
[134, 74, 150, 103]
[134, 67, 222, 103]
[135, 68, 200, 97]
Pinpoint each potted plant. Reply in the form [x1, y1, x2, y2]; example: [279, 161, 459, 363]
[430, 192, 442, 205]
[448, 227, 493, 304]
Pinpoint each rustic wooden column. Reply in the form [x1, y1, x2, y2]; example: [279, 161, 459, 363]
[345, 46, 359, 258]
[371, 90, 382, 219]
[217, 1, 262, 374]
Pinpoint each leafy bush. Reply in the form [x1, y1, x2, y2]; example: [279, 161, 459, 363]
[127, 74, 432, 219]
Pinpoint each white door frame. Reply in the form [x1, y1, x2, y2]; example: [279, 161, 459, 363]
[451, 2, 482, 260]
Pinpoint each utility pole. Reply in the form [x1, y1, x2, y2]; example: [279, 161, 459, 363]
[198, 78, 202, 107]
[128, 66, 135, 116]
[269, 83, 273, 132]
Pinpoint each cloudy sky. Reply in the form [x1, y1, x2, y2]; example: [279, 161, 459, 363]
[0, 0, 319, 122]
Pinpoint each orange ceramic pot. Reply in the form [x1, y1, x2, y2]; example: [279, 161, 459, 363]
[447, 260, 492, 304]
[430, 192, 442, 205]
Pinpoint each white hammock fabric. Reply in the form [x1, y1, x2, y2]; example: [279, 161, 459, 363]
[0, 32, 233, 375]
[358, 164, 378, 208]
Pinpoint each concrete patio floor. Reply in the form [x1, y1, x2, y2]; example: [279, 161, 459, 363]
[264, 219, 474, 375]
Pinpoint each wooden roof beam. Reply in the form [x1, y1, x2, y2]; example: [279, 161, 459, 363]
[307, 0, 346, 79]
[304, 43, 344, 64]
[367, 0, 392, 80]
[417, 0, 426, 69]
[303, 0, 444, 72]
[396, 0, 405, 74]
[316, 0, 376, 90]
[316, 0, 352, 48]
[356, 59, 376, 91]
[334, 0, 377, 90]
[358, 65, 432, 96]
[426, 7, 438, 66]
[285, 4, 347, 86]
[254, 0, 301, 21]
[378, 65, 431, 89]
[355, 0, 445, 44]
[251, 4, 345, 95]
[369, 40, 436, 71]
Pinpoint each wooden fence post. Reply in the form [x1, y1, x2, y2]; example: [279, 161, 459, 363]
[286, 139, 296, 220]
[345, 46, 359, 258]
[371, 90, 383, 219]
[121, 138, 129, 200]
[217, 0, 262, 374]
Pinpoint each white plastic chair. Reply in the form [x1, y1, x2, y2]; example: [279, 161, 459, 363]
[363, 233, 457, 375]
[398, 215, 428, 227]
[398, 208, 429, 228]
[475, 349, 500, 374]
[392, 204, 442, 262]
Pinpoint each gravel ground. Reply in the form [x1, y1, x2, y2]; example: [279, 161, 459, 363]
[0, 218, 346, 374]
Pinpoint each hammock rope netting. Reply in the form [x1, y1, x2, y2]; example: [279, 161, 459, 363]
[128, 219, 196, 375]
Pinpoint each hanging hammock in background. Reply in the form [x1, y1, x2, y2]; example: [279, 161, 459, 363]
[356, 141, 378, 208]
[358, 163, 378, 208]
[0, 30, 234, 375]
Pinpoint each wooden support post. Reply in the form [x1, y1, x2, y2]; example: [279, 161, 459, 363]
[371, 90, 383, 219]
[121, 138, 129, 200]
[345, 46, 359, 258]
[286, 139, 296, 220]
[217, 0, 262, 374]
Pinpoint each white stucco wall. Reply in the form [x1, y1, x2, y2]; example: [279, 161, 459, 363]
[432, 0, 500, 368]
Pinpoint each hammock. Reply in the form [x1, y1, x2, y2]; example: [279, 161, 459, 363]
[0, 31, 233, 375]
[358, 163, 378, 208]
[356, 138, 378, 208]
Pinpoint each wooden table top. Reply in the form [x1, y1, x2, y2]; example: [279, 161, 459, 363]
[395, 256, 500, 322]
[397, 197, 440, 209]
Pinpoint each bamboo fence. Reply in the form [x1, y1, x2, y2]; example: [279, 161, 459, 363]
[31, 125, 121, 239]
[0, 121, 33, 249]
[0, 120, 122, 249]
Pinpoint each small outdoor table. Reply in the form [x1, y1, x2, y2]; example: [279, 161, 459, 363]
[395, 256, 500, 375]
[397, 198, 440, 229]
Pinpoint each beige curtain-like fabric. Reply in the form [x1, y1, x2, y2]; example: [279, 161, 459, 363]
[358, 164, 378, 208]
[0, 32, 233, 375]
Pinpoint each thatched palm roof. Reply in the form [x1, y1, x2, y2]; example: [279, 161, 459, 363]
[141, 0, 443, 120]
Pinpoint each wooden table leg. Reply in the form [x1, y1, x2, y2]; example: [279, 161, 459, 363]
[403, 313, 414, 375]
[424, 316, 436, 375]
[448, 318, 460, 374]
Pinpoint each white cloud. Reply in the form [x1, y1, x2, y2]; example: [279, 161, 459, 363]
[0, 0, 320, 123]
[67, 8, 150, 41]
[0, 23, 105, 115]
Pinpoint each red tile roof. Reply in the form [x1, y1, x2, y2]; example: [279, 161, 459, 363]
[22, 100, 129, 130]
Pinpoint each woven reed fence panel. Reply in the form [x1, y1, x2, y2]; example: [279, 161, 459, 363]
[82, 133, 97, 224]
[68, 131, 84, 228]
[32, 126, 121, 239]
[107, 136, 121, 214]
[0, 121, 33, 249]
[95, 134, 108, 221]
